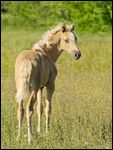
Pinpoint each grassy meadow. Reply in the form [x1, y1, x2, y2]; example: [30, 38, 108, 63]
[1, 27, 112, 149]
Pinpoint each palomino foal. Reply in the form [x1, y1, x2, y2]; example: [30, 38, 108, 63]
[15, 23, 81, 143]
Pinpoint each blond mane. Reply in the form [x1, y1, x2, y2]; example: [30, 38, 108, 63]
[32, 24, 63, 51]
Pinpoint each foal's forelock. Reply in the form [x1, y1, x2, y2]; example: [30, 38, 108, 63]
[69, 33, 76, 41]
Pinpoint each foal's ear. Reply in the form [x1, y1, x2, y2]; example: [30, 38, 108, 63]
[61, 23, 66, 32]
[70, 24, 75, 31]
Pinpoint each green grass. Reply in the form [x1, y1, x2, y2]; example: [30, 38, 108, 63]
[1, 27, 112, 149]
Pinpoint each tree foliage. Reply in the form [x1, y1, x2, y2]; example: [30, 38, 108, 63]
[1, 1, 112, 32]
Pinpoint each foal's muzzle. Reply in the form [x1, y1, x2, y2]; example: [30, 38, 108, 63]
[74, 50, 81, 60]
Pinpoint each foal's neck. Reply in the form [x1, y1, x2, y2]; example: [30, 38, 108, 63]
[45, 44, 62, 63]
[46, 31, 63, 63]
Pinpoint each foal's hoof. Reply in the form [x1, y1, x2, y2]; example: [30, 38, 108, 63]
[28, 139, 32, 144]
[28, 137, 33, 144]
[37, 128, 41, 134]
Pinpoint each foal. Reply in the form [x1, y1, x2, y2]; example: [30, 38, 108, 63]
[15, 23, 81, 143]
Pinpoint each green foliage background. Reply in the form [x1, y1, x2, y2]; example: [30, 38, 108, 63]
[1, 1, 112, 32]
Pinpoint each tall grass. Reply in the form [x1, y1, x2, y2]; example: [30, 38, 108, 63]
[1, 27, 112, 149]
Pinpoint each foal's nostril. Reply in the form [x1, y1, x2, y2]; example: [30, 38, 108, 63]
[74, 50, 81, 60]
[75, 52, 78, 58]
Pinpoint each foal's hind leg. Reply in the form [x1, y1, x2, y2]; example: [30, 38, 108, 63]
[17, 100, 24, 140]
[37, 89, 43, 133]
[45, 83, 55, 133]
[26, 91, 36, 143]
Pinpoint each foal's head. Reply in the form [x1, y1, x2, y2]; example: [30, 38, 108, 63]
[59, 24, 81, 60]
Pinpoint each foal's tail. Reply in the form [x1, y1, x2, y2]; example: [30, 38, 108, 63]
[15, 60, 32, 102]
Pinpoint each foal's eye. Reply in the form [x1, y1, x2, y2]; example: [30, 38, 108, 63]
[65, 39, 69, 43]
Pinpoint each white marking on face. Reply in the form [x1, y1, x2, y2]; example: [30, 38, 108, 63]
[69, 33, 75, 41]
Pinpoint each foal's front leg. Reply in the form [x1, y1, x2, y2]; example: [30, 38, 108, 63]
[45, 83, 55, 133]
